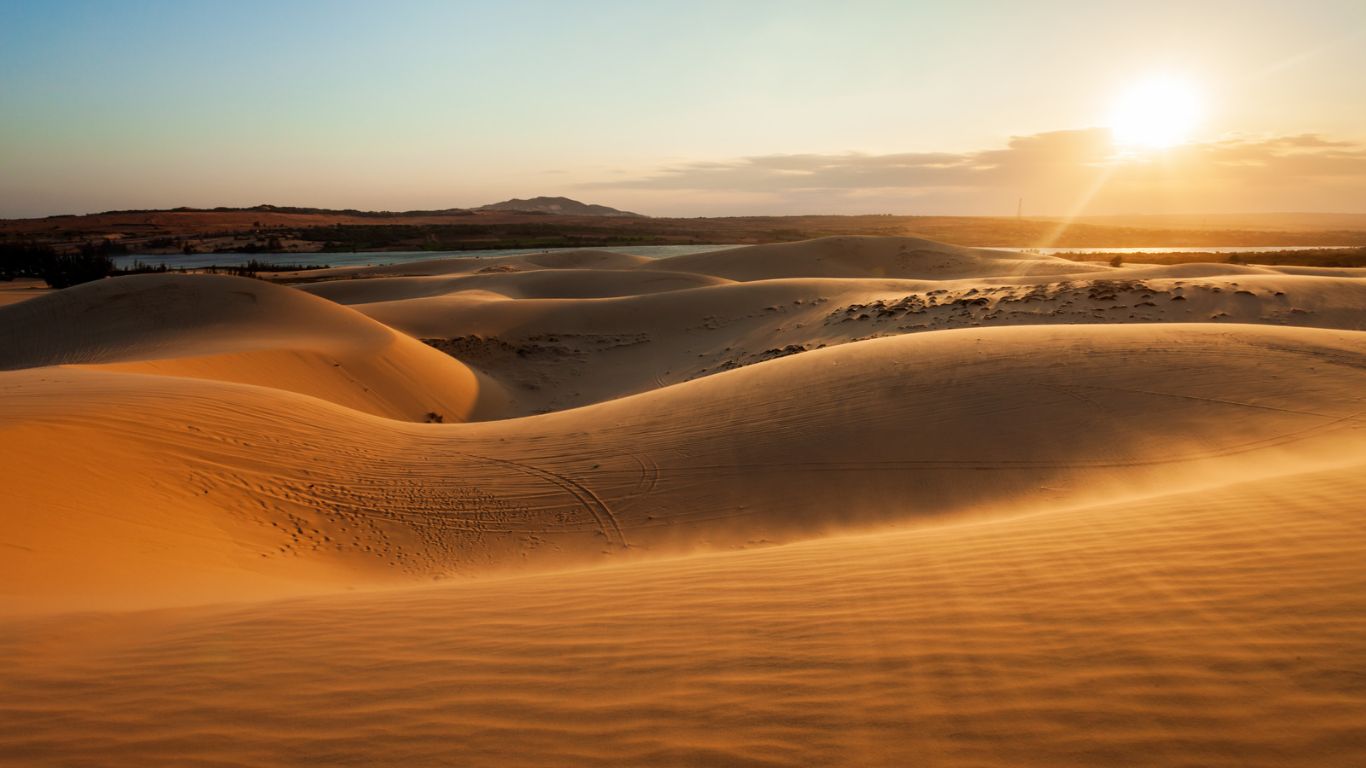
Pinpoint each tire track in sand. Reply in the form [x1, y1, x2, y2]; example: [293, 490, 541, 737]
[459, 452, 629, 549]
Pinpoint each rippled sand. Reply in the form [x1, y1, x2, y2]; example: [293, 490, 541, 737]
[3, 237, 1364, 765]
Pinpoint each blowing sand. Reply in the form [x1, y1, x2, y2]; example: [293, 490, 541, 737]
[2, 236, 1364, 766]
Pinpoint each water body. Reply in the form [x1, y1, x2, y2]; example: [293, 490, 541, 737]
[112, 244, 737, 270]
[114, 243, 1353, 270]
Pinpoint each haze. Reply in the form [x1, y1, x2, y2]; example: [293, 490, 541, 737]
[3, 0, 1365, 218]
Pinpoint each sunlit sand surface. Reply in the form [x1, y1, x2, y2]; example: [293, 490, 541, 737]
[2, 237, 1364, 765]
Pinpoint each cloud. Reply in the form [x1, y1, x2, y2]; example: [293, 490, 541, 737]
[583, 130, 1114, 192]
[1184, 134, 1366, 179]
[583, 129, 1366, 214]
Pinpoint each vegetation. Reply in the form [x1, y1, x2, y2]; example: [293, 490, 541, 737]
[199, 260, 330, 278]
[214, 236, 285, 253]
[95, 204, 475, 218]
[1, 241, 121, 288]
[117, 260, 331, 278]
[1, 242, 330, 289]
[299, 223, 679, 252]
[1062, 247, 1366, 269]
[10, 210, 1366, 255]
[113, 260, 171, 275]
[9, 208, 1366, 276]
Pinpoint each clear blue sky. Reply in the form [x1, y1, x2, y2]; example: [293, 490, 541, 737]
[3, 0, 1364, 217]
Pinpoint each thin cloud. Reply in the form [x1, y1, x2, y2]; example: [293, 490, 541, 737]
[587, 128, 1366, 202]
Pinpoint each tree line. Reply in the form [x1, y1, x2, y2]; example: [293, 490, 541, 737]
[0, 241, 123, 288]
[1, 242, 331, 289]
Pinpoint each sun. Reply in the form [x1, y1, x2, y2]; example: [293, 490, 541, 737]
[1109, 75, 1202, 150]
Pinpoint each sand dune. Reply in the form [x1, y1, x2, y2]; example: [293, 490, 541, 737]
[290, 237, 1079, 284]
[3, 321, 1363, 611]
[638, 235, 1085, 280]
[3, 236, 1365, 766]
[302, 267, 730, 304]
[0, 277, 48, 307]
[292, 247, 656, 281]
[0, 274, 507, 421]
[317, 263, 1366, 416]
[4, 458, 1365, 766]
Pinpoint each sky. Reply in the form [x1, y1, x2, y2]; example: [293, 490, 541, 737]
[2, 0, 1364, 218]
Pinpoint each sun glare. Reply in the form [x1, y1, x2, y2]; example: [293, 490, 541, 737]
[1109, 75, 1202, 150]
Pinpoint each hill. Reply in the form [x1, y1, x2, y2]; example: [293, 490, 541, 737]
[476, 196, 646, 217]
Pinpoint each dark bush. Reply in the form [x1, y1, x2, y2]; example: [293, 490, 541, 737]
[1, 241, 114, 288]
[41, 244, 115, 288]
[112, 260, 170, 276]
[0, 243, 56, 281]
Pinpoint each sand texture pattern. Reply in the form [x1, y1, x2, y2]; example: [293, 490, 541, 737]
[2, 237, 1364, 766]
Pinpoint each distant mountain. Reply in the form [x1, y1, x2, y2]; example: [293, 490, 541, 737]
[477, 196, 646, 218]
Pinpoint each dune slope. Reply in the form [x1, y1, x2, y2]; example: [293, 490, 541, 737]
[283, 237, 1364, 416]
[333, 270, 1366, 415]
[0, 274, 507, 421]
[639, 235, 1084, 280]
[2, 455, 1365, 766]
[3, 322, 1363, 610]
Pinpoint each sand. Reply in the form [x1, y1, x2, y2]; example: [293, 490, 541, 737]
[2, 235, 1364, 766]
[0, 277, 49, 306]
[0, 274, 508, 421]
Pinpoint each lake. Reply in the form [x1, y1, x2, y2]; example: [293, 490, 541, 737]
[113, 243, 1354, 270]
[111, 244, 738, 270]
